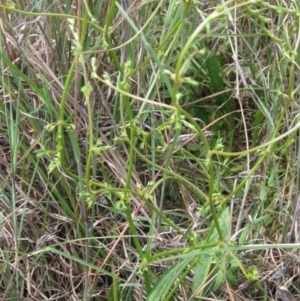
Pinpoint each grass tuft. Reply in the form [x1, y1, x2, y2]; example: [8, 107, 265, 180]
[0, 0, 300, 300]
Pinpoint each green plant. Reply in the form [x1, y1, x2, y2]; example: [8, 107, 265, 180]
[0, 0, 300, 300]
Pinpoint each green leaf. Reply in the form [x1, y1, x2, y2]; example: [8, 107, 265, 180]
[239, 226, 250, 245]
[213, 270, 225, 292]
[192, 252, 213, 295]
[252, 111, 265, 142]
[268, 169, 276, 187]
[226, 265, 238, 285]
[0, 51, 56, 114]
[259, 181, 268, 201]
[208, 206, 230, 243]
[205, 52, 227, 105]
[147, 250, 199, 301]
